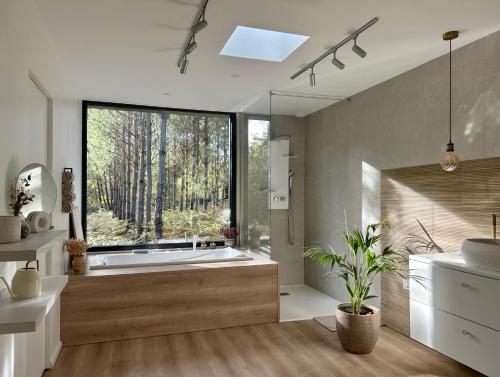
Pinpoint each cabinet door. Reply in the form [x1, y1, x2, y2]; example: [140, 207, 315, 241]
[45, 298, 61, 369]
[411, 299, 500, 377]
[14, 321, 46, 377]
[433, 265, 500, 331]
[410, 259, 500, 331]
[409, 259, 434, 304]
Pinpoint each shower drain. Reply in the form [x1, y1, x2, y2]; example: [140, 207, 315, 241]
[280, 292, 290, 296]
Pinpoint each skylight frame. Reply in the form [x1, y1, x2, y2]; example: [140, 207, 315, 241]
[220, 26, 309, 62]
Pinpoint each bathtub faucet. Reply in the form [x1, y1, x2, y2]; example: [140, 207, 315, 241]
[192, 234, 198, 252]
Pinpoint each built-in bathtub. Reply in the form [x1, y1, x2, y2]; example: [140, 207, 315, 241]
[61, 248, 278, 345]
[89, 247, 252, 270]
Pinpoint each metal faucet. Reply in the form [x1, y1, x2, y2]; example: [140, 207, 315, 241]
[192, 234, 198, 252]
[492, 214, 497, 240]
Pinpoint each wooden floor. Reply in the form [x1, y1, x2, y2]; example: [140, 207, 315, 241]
[44, 321, 482, 377]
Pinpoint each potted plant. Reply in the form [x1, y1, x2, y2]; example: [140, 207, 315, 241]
[221, 227, 239, 248]
[0, 176, 35, 243]
[249, 224, 263, 249]
[65, 239, 88, 274]
[305, 216, 405, 354]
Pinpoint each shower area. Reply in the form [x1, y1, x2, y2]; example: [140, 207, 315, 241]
[239, 91, 341, 321]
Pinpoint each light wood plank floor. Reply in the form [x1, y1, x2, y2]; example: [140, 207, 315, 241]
[44, 321, 482, 377]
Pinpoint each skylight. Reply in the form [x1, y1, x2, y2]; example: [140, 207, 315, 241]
[220, 26, 309, 62]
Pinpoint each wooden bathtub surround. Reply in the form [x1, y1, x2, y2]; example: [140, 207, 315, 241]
[61, 256, 279, 345]
[380, 156, 500, 335]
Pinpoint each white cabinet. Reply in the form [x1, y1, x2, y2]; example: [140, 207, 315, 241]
[411, 300, 500, 376]
[0, 230, 68, 377]
[410, 254, 500, 377]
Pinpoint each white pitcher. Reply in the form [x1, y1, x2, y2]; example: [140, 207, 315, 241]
[0, 260, 41, 299]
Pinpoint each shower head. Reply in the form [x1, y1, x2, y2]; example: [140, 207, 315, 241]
[288, 170, 295, 187]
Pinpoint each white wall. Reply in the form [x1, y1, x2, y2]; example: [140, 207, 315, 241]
[0, 1, 80, 375]
[304, 29, 500, 304]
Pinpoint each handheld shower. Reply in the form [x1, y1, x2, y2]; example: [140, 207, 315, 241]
[288, 170, 295, 245]
[288, 170, 295, 187]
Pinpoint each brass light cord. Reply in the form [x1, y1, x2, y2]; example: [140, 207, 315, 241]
[449, 38, 452, 144]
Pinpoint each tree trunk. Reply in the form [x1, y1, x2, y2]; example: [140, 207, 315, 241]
[214, 123, 221, 207]
[112, 159, 118, 217]
[172, 168, 177, 210]
[96, 175, 104, 206]
[185, 163, 190, 212]
[137, 116, 146, 238]
[145, 113, 153, 232]
[190, 117, 199, 210]
[130, 116, 139, 224]
[203, 116, 209, 211]
[108, 165, 114, 213]
[120, 123, 127, 220]
[155, 113, 168, 239]
[103, 173, 111, 209]
[165, 168, 170, 210]
[179, 169, 185, 211]
[194, 119, 200, 211]
[126, 115, 132, 220]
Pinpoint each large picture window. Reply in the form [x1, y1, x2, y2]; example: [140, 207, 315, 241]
[82, 101, 236, 251]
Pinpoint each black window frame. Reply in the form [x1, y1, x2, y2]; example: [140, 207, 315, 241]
[82, 100, 237, 253]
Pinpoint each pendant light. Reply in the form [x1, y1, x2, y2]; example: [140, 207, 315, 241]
[440, 30, 459, 172]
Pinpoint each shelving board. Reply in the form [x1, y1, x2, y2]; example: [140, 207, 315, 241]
[0, 230, 67, 262]
[0, 275, 68, 334]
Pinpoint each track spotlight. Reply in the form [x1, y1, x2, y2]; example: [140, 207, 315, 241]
[291, 17, 377, 81]
[177, 0, 209, 74]
[352, 38, 367, 58]
[331, 51, 345, 70]
[191, 16, 207, 34]
[186, 38, 197, 54]
[180, 56, 189, 74]
[309, 67, 316, 87]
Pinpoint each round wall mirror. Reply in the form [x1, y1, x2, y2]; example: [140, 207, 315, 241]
[17, 163, 57, 216]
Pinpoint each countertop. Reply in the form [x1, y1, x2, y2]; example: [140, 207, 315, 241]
[70, 249, 277, 278]
[410, 252, 500, 281]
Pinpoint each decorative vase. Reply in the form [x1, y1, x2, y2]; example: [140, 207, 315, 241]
[0, 216, 22, 243]
[249, 237, 261, 250]
[335, 303, 380, 354]
[20, 218, 31, 239]
[72, 255, 86, 274]
[225, 238, 235, 248]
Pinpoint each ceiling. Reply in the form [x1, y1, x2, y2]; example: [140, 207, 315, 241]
[35, 0, 500, 116]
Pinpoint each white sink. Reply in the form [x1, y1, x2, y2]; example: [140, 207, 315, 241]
[461, 238, 500, 272]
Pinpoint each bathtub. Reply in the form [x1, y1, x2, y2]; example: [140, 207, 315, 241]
[62, 249, 278, 345]
[89, 247, 252, 270]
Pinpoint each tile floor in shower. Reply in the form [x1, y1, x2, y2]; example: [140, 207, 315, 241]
[279, 284, 340, 322]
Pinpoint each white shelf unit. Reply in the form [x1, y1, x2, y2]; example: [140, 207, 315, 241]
[0, 230, 67, 262]
[0, 275, 67, 334]
[0, 229, 68, 376]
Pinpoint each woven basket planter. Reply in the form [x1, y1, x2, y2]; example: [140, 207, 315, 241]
[336, 303, 380, 354]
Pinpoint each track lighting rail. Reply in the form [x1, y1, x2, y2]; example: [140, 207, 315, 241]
[290, 17, 379, 81]
[177, 0, 209, 74]
[270, 90, 348, 101]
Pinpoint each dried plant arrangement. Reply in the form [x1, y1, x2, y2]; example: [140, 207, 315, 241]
[10, 175, 35, 216]
[65, 239, 88, 256]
